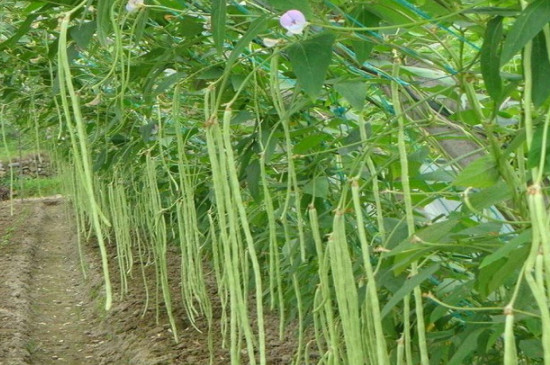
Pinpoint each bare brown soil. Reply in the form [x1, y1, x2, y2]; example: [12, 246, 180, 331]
[0, 198, 302, 365]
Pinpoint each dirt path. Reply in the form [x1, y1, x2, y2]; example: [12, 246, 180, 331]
[0, 198, 303, 365]
[0, 198, 106, 365]
[27, 199, 95, 363]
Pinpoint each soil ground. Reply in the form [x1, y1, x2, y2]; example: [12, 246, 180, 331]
[0, 197, 301, 364]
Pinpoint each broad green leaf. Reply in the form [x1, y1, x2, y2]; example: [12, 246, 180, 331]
[381, 264, 440, 319]
[152, 72, 186, 97]
[463, 7, 520, 17]
[351, 39, 374, 65]
[531, 31, 550, 107]
[480, 17, 503, 102]
[351, 5, 380, 63]
[527, 122, 550, 173]
[520, 339, 544, 359]
[415, 218, 460, 243]
[416, 169, 455, 182]
[448, 329, 486, 365]
[450, 109, 484, 126]
[287, 32, 336, 99]
[466, 179, 512, 211]
[230, 110, 254, 124]
[385, 219, 458, 274]
[22, 1, 48, 14]
[226, 16, 268, 68]
[430, 282, 474, 323]
[501, 0, 550, 65]
[453, 156, 499, 188]
[504, 127, 526, 156]
[480, 229, 531, 269]
[246, 160, 261, 201]
[478, 244, 528, 297]
[294, 134, 329, 154]
[212, 0, 226, 55]
[96, 0, 112, 47]
[364, 3, 414, 25]
[174, 16, 204, 38]
[416, 1, 452, 17]
[334, 80, 367, 111]
[133, 9, 149, 43]
[197, 66, 224, 80]
[69, 21, 96, 50]
[454, 222, 502, 237]
[156, 0, 185, 10]
[382, 217, 410, 250]
[303, 177, 329, 198]
[0, 12, 40, 51]
[264, 0, 313, 17]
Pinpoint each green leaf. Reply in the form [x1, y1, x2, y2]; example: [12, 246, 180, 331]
[504, 127, 526, 156]
[415, 218, 460, 243]
[531, 31, 550, 107]
[477, 232, 530, 298]
[212, 0, 226, 55]
[69, 21, 96, 50]
[264, 0, 313, 17]
[287, 32, 336, 99]
[246, 160, 261, 201]
[477, 244, 529, 298]
[174, 16, 204, 38]
[448, 329, 486, 365]
[351, 5, 380, 63]
[334, 80, 367, 111]
[294, 134, 329, 154]
[386, 219, 458, 274]
[152, 72, 186, 97]
[226, 16, 268, 68]
[133, 9, 149, 43]
[96, 0, 112, 47]
[453, 156, 499, 188]
[416, 169, 455, 183]
[450, 109, 484, 126]
[463, 7, 520, 17]
[381, 264, 440, 319]
[480, 229, 530, 269]
[156, 0, 185, 10]
[0, 12, 40, 51]
[466, 179, 512, 211]
[351, 39, 374, 65]
[430, 283, 473, 323]
[520, 339, 544, 359]
[454, 222, 502, 237]
[500, 0, 550, 65]
[480, 17, 503, 102]
[303, 177, 329, 198]
[527, 122, 550, 173]
[364, 3, 414, 25]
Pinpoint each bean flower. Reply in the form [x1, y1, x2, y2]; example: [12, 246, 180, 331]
[280, 10, 307, 35]
[126, 0, 144, 13]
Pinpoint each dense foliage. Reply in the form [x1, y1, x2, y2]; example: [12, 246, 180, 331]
[2, 0, 550, 364]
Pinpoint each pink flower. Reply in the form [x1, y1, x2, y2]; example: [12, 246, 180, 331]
[280, 10, 307, 35]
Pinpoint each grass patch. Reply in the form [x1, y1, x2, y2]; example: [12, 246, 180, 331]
[2, 176, 62, 199]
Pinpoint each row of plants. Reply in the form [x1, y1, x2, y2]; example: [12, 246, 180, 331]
[2, 0, 550, 363]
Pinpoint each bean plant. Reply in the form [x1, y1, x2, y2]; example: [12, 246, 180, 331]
[2, 0, 550, 364]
